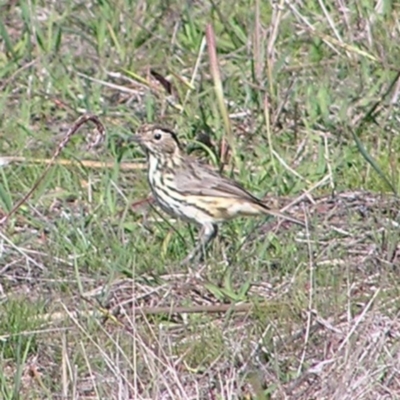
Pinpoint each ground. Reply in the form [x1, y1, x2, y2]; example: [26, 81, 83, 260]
[1, 0, 400, 399]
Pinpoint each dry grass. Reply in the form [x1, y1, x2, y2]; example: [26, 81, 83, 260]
[1, 0, 400, 399]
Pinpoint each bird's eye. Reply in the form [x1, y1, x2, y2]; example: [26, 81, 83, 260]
[154, 132, 162, 140]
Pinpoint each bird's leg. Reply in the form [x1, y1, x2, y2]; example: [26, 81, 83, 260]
[181, 223, 218, 266]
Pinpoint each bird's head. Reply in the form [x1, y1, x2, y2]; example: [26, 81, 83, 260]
[131, 125, 182, 160]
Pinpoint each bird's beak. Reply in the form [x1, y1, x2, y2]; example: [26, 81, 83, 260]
[129, 135, 142, 144]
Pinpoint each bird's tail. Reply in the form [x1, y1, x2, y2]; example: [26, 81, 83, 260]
[257, 203, 305, 227]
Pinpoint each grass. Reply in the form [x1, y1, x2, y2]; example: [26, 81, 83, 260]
[1, 0, 400, 398]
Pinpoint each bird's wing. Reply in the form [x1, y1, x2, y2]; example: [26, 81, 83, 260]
[172, 160, 306, 227]
[174, 160, 263, 203]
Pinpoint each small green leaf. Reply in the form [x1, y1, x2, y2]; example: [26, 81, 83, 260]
[0, 170, 12, 212]
[351, 128, 396, 195]
[204, 282, 225, 301]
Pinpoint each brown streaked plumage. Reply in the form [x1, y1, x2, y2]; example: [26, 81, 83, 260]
[131, 125, 305, 264]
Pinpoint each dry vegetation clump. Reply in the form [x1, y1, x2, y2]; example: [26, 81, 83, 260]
[1, 0, 400, 398]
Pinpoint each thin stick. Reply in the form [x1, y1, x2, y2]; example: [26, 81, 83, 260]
[206, 23, 235, 168]
[0, 114, 105, 226]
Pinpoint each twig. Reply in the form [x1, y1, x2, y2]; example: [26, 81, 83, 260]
[0, 114, 105, 226]
[34, 300, 267, 326]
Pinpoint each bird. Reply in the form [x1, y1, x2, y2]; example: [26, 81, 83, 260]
[130, 124, 305, 265]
